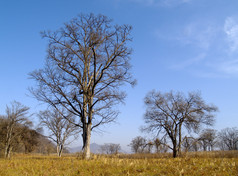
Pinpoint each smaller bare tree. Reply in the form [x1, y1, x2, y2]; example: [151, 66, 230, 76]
[38, 108, 79, 157]
[218, 127, 238, 151]
[199, 129, 217, 151]
[100, 143, 121, 154]
[129, 136, 147, 153]
[3, 101, 31, 159]
[154, 138, 161, 153]
[142, 90, 218, 158]
[154, 138, 168, 153]
[146, 141, 154, 153]
[182, 136, 195, 152]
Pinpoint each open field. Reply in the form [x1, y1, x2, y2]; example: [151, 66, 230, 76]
[0, 152, 238, 176]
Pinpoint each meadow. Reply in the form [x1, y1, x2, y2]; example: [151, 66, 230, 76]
[0, 151, 238, 176]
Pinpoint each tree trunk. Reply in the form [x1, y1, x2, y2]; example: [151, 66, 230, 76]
[82, 123, 92, 159]
[172, 140, 177, 158]
[5, 144, 11, 159]
[57, 144, 63, 157]
[203, 144, 207, 151]
[58, 145, 63, 157]
[57, 144, 60, 156]
[82, 95, 93, 160]
[178, 124, 182, 155]
[172, 146, 177, 158]
[5, 124, 13, 159]
[5, 133, 12, 159]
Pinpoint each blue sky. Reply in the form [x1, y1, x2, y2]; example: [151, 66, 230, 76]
[1, 0, 238, 151]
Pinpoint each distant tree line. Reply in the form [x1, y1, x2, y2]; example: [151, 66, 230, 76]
[129, 90, 238, 157]
[1, 96, 237, 159]
[130, 127, 238, 155]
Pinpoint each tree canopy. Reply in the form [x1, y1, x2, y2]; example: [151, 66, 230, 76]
[142, 90, 218, 157]
[29, 13, 135, 159]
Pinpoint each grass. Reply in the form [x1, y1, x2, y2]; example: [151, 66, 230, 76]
[0, 152, 237, 176]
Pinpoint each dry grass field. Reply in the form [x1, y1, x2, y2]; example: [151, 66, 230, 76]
[0, 151, 238, 176]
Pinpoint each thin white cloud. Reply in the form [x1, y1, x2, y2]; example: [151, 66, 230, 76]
[178, 22, 217, 50]
[162, 0, 192, 6]
[156, 17, 238, 78]
[192, 70, 229, 79]
[217, 59, 238, 75]
[129, 0, 192, 7]
[224, 17, 238, 52]
[170, 53, 206, 70]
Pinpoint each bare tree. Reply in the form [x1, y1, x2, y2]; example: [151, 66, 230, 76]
[38, 108, 79, 157]
[191, 140, 201, 152]
[146, 141, 154, 153]
[154, 137, 168, 153]
[100, 143, 121, 154]
[182, 136, 195, 152]
[29, 13, 135, 159]
[198, 129, 217, 151]
[2, 101, 31, 159]
[218, 127, 238, 150]
[129, 136, 147, 153]
[154, 138, 161, 153]
[154, 138, 168, 153]
[142, 91, 217, 158]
